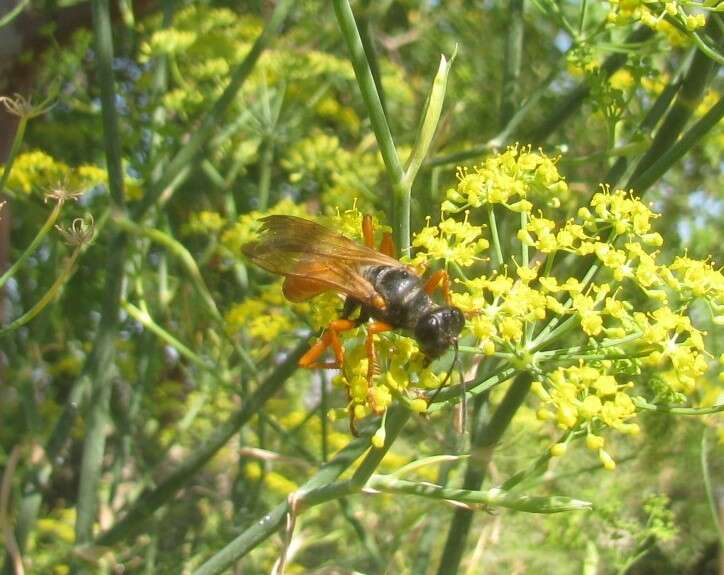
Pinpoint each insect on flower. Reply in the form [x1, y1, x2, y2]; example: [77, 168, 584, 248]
[242, 215, 465, 398]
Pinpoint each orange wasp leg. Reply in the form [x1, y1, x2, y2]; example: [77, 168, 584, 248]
[365, 321, 394, 413]
[363, 214, 396, 257]
[298, 319, 357, 369]
[423, 269, 451, 304]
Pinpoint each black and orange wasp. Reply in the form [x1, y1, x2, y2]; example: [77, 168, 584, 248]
[242, 214, 465, 397]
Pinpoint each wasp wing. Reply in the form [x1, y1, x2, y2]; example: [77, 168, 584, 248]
[242, 215, 403, 308]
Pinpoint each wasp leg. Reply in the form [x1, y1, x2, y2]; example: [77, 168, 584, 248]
[379, 232, 395, 257]
[298, 319, 357, 369]
[364, 321, 394, 415]
[362, 214, 375, 249]
[423, 269, 451, 304]
[363, 214, 396, 257]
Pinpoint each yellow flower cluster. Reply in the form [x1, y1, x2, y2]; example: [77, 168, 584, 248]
[607, 1, 706, 44]
[6, 150, 142, 201]
[332, 336, 432, 428]
[533, 365, 640, 470]
[281, 132, 382, 211]
[443, 144, 568, 213]
[411, 214, 489, 268]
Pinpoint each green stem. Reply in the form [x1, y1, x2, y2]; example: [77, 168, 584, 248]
[633, 398, 724, 416]
[0, 247, 80, 336]
[629, 95, 724, 193]
[332, 0, 408, 251]
[0, 0, 30, 28]
[122, 301, 210, 370]
[435, 373, 533, 575]
[499, 0, 524, 127]
[258, 138, 273, 210]
[0, 201, 62, 289]
[626, 17, 720, 191]
[368, 476, 591, 513]
[487, 205, 503, 267]
[701, 431, 724, 547]
[75, 0, 128, 545]
[135, 0, 294, 218]
[0, 117, 27, 195]
[95, 341, 308, 546]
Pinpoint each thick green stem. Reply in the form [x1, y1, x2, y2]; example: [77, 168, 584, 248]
[629, 95, 724, 193]
[626, 17, 720, 191]
[74, 0, 127, 545]
[332, 0, 408, 250]
[500, 0, 524, 127]
[435, 373, 533, 575]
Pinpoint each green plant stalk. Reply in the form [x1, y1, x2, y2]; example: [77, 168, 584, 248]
[0, 0, 30, 28]
[701, 431, 724, 547]
[626, 17, 720, 190]
[487, 205, 503, 268]
[425, 366, 518, 411]
[74, 0, 128, 545]
[122, 301, 209, 370]
[192, 407, 410, 575]
[367, 476, 591, 513]
[0, 247, 80, 336]
[95, 340, 309, 546]
[633, 398, 723, 416]
[135, 0, 294, 218]
[629, 95, 724, 193]
[436, 373, 533, 575]
[258, 138, 273, 210]
[500, 0, 524, 127]
[0, 201, 62, 289]
[0, 116, 27, 196]
[332, 0, 408, 250]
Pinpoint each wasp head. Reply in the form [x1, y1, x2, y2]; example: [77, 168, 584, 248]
[414, 307, 465, 359]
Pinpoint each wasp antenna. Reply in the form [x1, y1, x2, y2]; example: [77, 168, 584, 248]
[428, 340, 459, 404]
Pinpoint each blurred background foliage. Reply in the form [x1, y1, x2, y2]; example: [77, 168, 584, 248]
[0, 0, 722, 573]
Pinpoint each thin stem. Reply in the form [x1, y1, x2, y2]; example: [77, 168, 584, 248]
[487, 205, 503, 267]
[0, 117, 27, 196]
[0, 201, 62, 289]
[0, 0, 30, 28]
[633, 398, 723, 416]
[332, 0, 408, 250]
[701, 431, 724, 547]
[122, 301, 210, 371]
[0, 247, 81, 336]
[368, 476, 591, 513]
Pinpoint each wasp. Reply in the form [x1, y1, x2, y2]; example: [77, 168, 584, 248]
[242, 214, 465, 402]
